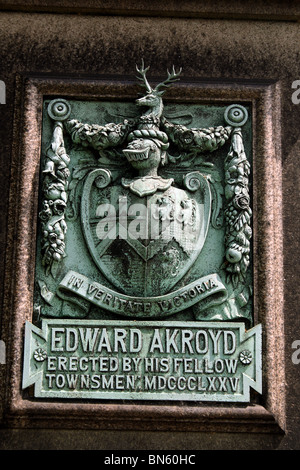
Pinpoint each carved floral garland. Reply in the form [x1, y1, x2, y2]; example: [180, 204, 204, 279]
[39, 101, 71, 277]
[222, 128, 252, 287]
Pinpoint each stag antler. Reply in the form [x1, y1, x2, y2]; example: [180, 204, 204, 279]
[155, 66, 182, 96]
[136, 59, 152, 94]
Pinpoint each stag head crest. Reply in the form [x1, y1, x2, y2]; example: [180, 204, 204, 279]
[136, 60, 182, 97]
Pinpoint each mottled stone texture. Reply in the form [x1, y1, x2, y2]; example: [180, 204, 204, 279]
[0, 1, 299, 450]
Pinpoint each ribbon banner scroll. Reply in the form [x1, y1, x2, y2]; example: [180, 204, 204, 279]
[56, 270, 228, 319]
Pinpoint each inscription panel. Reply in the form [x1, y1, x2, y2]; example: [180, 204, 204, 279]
[23, 320, 261, 401]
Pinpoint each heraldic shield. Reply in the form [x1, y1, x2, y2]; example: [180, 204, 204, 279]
[81, 168, 212, 298]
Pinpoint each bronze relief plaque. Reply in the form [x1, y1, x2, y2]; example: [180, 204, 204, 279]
[22, 63, 262, 402]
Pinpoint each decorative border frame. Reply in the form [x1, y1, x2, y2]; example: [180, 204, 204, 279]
[1, 74, 284, 433]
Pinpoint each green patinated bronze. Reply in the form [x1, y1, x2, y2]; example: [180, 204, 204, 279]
[23, 62, 261, 402]
[23, 319, 261, 402]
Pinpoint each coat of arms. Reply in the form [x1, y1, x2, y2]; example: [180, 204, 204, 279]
[36, 62, 252, 324]
[23, 62, 263, 403]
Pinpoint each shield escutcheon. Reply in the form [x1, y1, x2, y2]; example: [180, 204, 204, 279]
[81, 169, 212, 297]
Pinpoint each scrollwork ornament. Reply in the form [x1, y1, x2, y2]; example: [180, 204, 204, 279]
[183, 171, 203, 192]
[94, 169, 112, 189]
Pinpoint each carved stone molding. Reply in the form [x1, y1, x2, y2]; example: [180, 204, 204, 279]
[1, 73, 284, 433]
